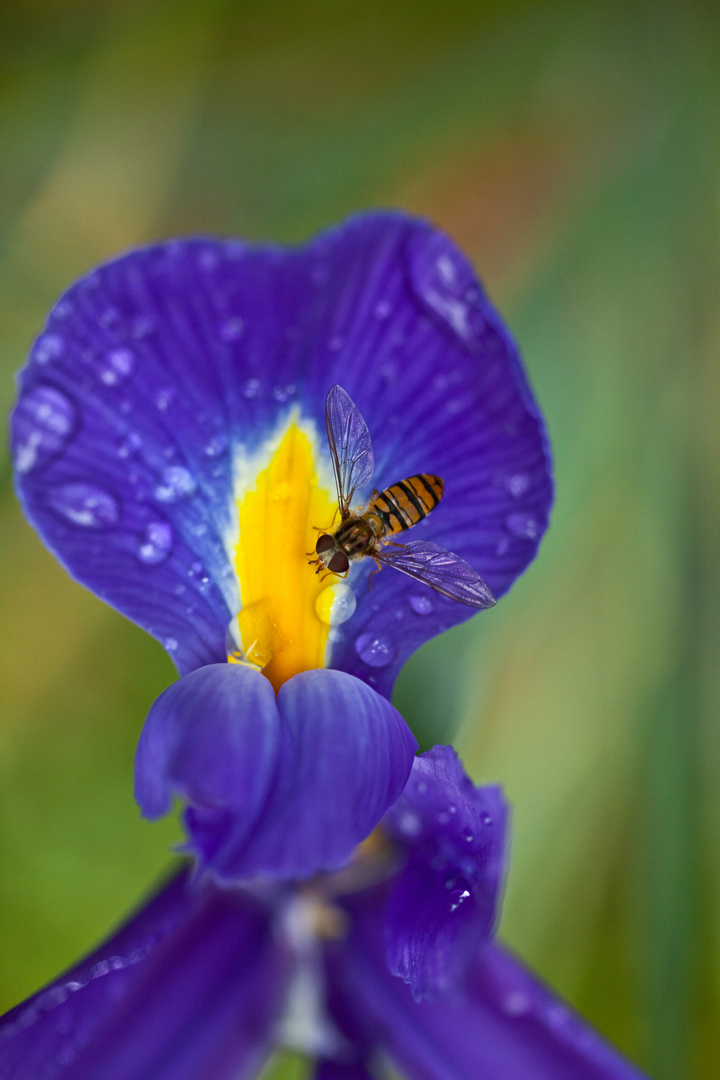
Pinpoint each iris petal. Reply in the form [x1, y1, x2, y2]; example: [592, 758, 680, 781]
[0, 870, 287, 1080]
[382, 746, 508, 1001]
[11, 213, 551, 692]
[136, 665, 417, 881]
[329, 891, 649, 1080]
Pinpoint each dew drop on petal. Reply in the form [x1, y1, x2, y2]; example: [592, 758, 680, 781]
[117, 431, 142, 458]
[409, 593, 434, 615]
[505, 472, 531, 499]
[243, 378, 261, 399]
[505, 512, 540, 540]
[480, 811, 492, 826]
[154, 465, 197, 503]
[462, 828, 474, 843]
[136, 521, 173, 565]
[13, 385, 77, 474]
[374, 299, 391, 319]
[354, 631, 396, 667]
[34, 333, 65, 365]
[407, 231, 485, 348]
[99, 347, 135, 387]
[449, 888, 471, 913]
[272, 384, 295, 403]
[503, 990, 531, 1017]
[219, 317, 244, 342]
[204, 433, 228, 458]
[155, 387, 176, 411]
[46, 483, 119, 529]
[163, 637, 179, 653]
[315, 583, 357, 626]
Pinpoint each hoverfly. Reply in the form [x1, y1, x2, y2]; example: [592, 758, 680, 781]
[311, 385, 496, 609]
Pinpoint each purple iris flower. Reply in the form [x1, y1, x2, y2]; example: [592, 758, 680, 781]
[0, 746, 647, 1080]
[2, 212, 648, 1077]
[9, 211, 553, 876]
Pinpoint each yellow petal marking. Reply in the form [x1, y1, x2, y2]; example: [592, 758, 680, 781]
[231, 423, 337, 693]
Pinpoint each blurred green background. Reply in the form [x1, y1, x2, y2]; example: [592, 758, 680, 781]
[1, 1, 719, 1076]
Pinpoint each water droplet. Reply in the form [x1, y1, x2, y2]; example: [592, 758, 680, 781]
[409, 593, 434, 615]
[204, 434, 228, 458]
[155, 387, 176, 412]
[98, 305, 120, 329]
[219, 317, 244, 342]
[272, 384, 295, 403]
[117, 431, 141, 458]
[480, 811, 492, 826]
[448, 803, 457, 814]
[438, 810, 451, 825]
[407, 231, 485, 347]
[462, 828, 474, 843]
[503, 990, 531, 1017]
[243, 378, 261, 399]
[136, 521, 173, 565]
[449, 888, 471, 913]
[154, 465, 197, 503]
[34, 333, 65, 364]
[199, 247, 219, 270]
[505, 512, 539, 541]
[131, 315, 155, 339]
[374, 299, 391, 319]
[354, 631, 396, 667]
[46, 483, 119, 529]
[505, 472, 530, 499]
[99, 348, 135, 387]
[315, 583, 357, 626]
[397, 809, 421, 837]
[53, 299, 74, 320]
[13, 385, 76, 474]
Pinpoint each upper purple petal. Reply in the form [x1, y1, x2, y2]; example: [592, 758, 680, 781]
[11, 212, 552, 693]
[382, 746, 508, 1000]
[136, 664, 417, 881]
[0, 869, 288, 1080]
[326, 889, 649, 1080]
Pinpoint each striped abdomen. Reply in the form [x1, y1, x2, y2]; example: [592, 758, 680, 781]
[370, 474, 444, 535]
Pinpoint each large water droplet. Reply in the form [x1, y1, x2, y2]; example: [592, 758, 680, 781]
[136, 521, 173, 565]
[99, 348, 135, 387]
[505, 512, 540, 540]
[315, 583, 357, 626]
[407, 231, 485, 347]
[34, 333, 65, 365]
[46, 483, 119, 529]
[449, 888, 471, 913]
[355, 631, 395, 667]
[154, 465, 197, 503]
[409, 593, 434, 615]
[13, 384, 76, 474]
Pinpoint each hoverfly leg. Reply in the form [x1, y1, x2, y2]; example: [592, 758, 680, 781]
[367, 558, 383, 591]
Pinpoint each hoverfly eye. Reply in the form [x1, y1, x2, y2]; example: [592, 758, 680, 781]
[316, 534, 335, 555]
[328, 551, 350, 574]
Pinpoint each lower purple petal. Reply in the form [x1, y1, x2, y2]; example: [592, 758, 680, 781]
[0, 868, 288, 1080]
[382, 747, 508, 1000]
[328, 890, 649, 1080]
[136, 666, 417, 882]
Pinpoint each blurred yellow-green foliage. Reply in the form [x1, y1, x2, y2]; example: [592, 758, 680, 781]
[1, 1, 719, 1077]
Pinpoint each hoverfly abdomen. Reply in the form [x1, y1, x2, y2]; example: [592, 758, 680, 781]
[370, 474, 444, 535]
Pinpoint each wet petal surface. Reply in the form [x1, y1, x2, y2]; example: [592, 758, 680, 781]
[11, 213, 552, 693]
[328, 890, 649, 1080]
[382, 746, 508, 1000]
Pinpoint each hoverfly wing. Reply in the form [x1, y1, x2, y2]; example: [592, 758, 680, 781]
[376, 541, 496, 609]
[325, 385, 374, 516]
